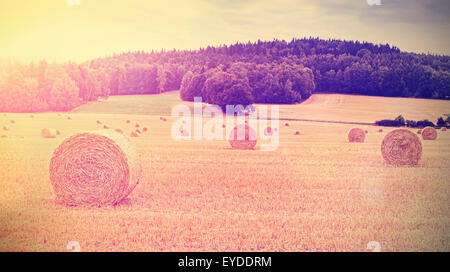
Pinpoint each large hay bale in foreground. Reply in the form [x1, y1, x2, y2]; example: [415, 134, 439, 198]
[381, 129, 422, 166]
[42, 128, 58, 138]
[228, 124, 257, 150]
[49, 130, 141, 206]
[422, 127, 437, 140]
[348, 128, 365, 143]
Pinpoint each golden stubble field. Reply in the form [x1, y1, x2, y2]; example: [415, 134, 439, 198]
[0, 93, 449, 251]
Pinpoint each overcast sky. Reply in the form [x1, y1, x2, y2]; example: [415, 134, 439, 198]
[0, 0, 449, 62]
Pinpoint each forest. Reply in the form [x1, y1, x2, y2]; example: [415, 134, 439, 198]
[1, 38, 449, 112]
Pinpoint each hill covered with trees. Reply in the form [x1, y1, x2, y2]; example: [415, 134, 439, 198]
[1, 38, 449, 112]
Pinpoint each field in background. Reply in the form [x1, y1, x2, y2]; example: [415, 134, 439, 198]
[0, 92, 449, 251]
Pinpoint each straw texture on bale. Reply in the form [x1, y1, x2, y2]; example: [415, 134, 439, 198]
[49, 130, 141, 206]
[42, 128, 58, 138]
[348, 128, 365, 143]
[422, 127, 437, 140]
[228, 124, 257, 150]
[381, 129, 422, 166]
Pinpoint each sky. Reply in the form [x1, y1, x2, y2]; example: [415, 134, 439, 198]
[0, 0, 449, 63]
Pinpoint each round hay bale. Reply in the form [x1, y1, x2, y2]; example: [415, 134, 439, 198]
[264, 127, 273, 136]
[378, 129, 383, 133]
[285, 123, 289, 127]
[2, 126, 8, 131]
[97, 120, 102, 124]
[422, 127, 437, 140]
[142, 127, 148, 132]
[103, 125, 109, 129]
[294, 131, 300, 135]
[115, 128, 124, 134]
[381, 129, 422, 166]
[56, 130, 61, 135]
[365, 130, 368, 134]
[348, 128, 366, 143]
[30, 114, 34, 118]
[67, 116, 72, 120]
[417, 129, 422, 135]
[1, 135, 7, 138]
[228, 124, 257, 150]
[441, 127, 447, 131]
[222, 124, 226, 128]
[42, 128, 58, 138]
[49, 130, 141, 206]
[10, 120, 15, 124]
[135, 129, 141, 134]
[130, 131, 139, 137]
[126, 120, 131, 124]
[181, 130, 189, 137]
[135, 124, 140, 128]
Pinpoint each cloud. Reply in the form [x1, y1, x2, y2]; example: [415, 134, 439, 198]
[66, 0, 80, 6]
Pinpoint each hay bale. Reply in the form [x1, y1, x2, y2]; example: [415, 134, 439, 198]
[30, 114, 34, 118]
[294, 131, 300, 135]
[41, 128, 58, 138]
[285, 123, 289, 127]
[97, 120, 102, 124]
[348, 128, 366, 143]
[67, 116, 72, 120]
[378, 129, 383, 133]
[381, 129, 422, 166]
[2, 126, 8, 131]
[365, 130, 368, 134]
[422, 127, 437, 140]
[417, 129, 422, 135]
[135, 124, 140, 128]
[103, 125, 109, 129]
[56, 130, 61, 135]
[181, 130, 189, 137]
[126, 120, 131, 124]
[222, 124, 226, 128]
[228, 124, 257, 150]
[10, 120, 15, 124]
[442, 127, 447, 131]
[1, 135, 6, 138]
[142, 127, 148, 132]
[49, 130, 141, 206]
[130, 131, 139, 137]
[135, 129, 141, 134]
[264, 127, 273, 136]
[115, 128, 124, 134]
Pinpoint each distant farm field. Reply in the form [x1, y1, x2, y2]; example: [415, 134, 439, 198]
[0, 92, 449, 251]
